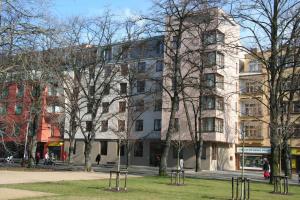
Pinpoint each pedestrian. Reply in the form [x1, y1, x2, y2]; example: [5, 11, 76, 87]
[44, 152, 49, 165]
[263, 158, 270, 179]
[179, 158, 184, 171]
[35, 152, 40, 165]
[96, 153, 101, 165]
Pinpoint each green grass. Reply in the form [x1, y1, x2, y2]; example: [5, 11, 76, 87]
[1, 176, 300, 200]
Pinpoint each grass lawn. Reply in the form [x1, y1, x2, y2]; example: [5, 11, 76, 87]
[1, 176, 300, 200]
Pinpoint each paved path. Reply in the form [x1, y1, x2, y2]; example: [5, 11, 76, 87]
[0, 170, 111, 185]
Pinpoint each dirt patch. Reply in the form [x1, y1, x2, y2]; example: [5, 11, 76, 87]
[0, 188, 56, 200]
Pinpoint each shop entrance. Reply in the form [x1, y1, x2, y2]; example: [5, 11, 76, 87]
[296, 156, 300, 173]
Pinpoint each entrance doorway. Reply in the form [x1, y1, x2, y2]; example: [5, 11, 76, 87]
[149, 142, 161, 167]
[296, 156, 300, 173]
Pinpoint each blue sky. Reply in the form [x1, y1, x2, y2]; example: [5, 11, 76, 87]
[51, 0, 152, 19]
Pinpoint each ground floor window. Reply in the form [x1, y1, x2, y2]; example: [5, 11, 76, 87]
[239, 154, 264, 170]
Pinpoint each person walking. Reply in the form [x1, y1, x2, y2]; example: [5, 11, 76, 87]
[263, 158, 270, 179]
[96, 153, 101, 165]
[35, 152, 41, 165]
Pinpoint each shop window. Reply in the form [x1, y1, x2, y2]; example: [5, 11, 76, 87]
[134, 141, 143, 157]
[101, 141, 107, 155]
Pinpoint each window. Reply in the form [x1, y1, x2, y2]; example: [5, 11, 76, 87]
[203, 73, 224, 89]
[119, 101, 126, 112]
[118, 120, 125, 132]
[212, 144, 217, 160]
[121, 64, 128, 76]
[205, 52, 224, 68]
[138, 62, 146, 73]
[241, 122, 262, 138]
[154, 119, 161, 131]
[156, 41, 164, 55]
[120, 144, 125, 156]
[101, 141, 108, 155]
[86, 121, 92, 132]
[134, 141, 143, 157]
[203, 30, 225, 45]
[15, 104, 23, 115]
[249, 61, 262, 72]
[101, 120, 108, 132]
[135, 120, 143, 131]
[172, 36, 180, 49]
[202, 96, 215, 110]
[202, 118, 223, 133]
[120, 83, 127, 94]
[174, 118, 179, 132]
[137, 80, 145, 93]
[154, 99, 162, 111]
[103, 84, 110, 95]
[241, 102, 262, 116]
[156, 60, 163, 72]
[16, 85, 24, 97]
[0, 104, 7, 115]
[293, 101, 300, 113]
[102, 102, 109, 113]
[104, 48, 112, 61]
[215, 97, 224, 110]
[135, 100, 144, 112]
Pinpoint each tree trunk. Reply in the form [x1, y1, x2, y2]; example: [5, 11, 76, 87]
[283, 139, 291, 177]
[159, 97, 177, 176]
[28, 135, 37, 168]
[84, 141, 92, 172]
[68, 137, 75, 165]
[195, 141, 203, 172]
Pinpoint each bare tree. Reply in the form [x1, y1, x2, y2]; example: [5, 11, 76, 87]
[229, 0, 300, 180]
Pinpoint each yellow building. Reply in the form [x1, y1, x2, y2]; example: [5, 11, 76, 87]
[237, 53, 300, 172]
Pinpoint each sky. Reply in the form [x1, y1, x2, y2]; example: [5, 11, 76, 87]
[51, 0, 153, 19]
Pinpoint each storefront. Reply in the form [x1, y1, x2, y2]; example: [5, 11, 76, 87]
[236, 147, 271, 170]
[47, 141, 64, 160]
[291, 148, 300, 173]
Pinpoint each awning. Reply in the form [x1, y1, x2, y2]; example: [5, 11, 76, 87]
[48, 141, 63, 147]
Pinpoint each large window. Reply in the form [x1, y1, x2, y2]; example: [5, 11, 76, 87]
[202, 96, 224, 111]
[154, 119, 161, 131]
[134, 141, 143, 157]
[202, 118, 223, 133]
[249, 61, 262, 72]
[101, 141, 108, 155]
[137, 80, 145, 93]
[241, 102, 262, 116]
[120, 83, 127, 94]
[135, 120, 143, 131]
[203, 73, 224, 89]
[203, 30, 225, 45]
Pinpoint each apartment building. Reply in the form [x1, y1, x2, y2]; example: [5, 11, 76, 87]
[237, 53, 300, 172]
[64, 8, 242, 171]
[0, 71, 64, 160]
